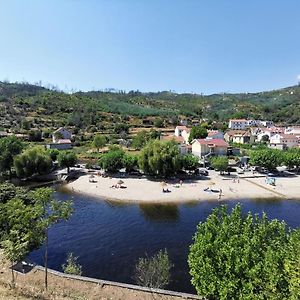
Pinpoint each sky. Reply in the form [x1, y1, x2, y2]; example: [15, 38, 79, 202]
[0, 0, 300, 94]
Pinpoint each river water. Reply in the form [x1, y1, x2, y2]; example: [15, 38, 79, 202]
[28, 186, 300, 293]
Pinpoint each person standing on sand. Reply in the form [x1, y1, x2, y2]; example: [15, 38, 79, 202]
[218, 189, 222, 200]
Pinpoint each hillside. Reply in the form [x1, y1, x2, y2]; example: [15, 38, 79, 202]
[1, 82, 300, 134]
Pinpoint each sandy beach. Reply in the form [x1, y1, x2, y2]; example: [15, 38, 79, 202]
[66, 170, 300, 203]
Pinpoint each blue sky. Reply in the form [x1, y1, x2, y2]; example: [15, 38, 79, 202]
[0, 0, 300, 94]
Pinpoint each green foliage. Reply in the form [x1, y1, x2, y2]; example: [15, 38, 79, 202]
[0, 136, 23, 175]
[283, 149, 300, 171]
[131, 130, 150, 149]
[210, 156, 228, 174]
[30, 187, 73, 289]
[134, 249, 172, 289]
[122, 154, 138, 172]
[188, 204, 300, 300]
[114, 123, 129, 134]
[62, 252, 82, 276]
[188, 125, 208, 143]
[154, 118, 164, 128]
[98, 147, 125, 173]
[249, 149, 283, 171]
[14, 146, 52, 178]
[138, 140, 181, 177]
[284, 230, 300, 299]
[28, 130, 42, 142]
[57, 151, 77, 173]
[181, 154, 199, 171]
[93, 134, 106, 151]
[47, 148, 59, 161]
[131, 130, 161, 150]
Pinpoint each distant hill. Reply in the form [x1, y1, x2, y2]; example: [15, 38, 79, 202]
[0, 81, 299, 132]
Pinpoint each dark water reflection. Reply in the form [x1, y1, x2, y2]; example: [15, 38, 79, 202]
[28, 187, 300, 293]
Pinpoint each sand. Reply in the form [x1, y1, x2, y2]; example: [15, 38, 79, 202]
[66, 170, 300, 203]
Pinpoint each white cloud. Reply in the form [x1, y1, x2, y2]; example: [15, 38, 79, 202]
[297, 74, 300, 81]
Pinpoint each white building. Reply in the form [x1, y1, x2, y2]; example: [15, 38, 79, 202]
[228, 119, 248, 130]
[52, 127, 72, 143]
[269, 134, 299, 149]
[174, 126, 188, 137]
[191, 139, 229, 157]
[285, 126, 300, 137]
[206, 130, 224, 140]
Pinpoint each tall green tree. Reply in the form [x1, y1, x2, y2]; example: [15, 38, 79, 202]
[188, 204, 299, 300]
[14, 146, 52, 178]
[93, 134, 106, 152]
[0, 136, 23, 176]
[31, 188, 73, 290]
[181, 154, 199, 171]
[98, 147, 125, 172]
[57, 151, 77, 173]
[139, 140, 181, 177]
[249, 149, 283, 171]
[188, 126, 208, 143]
[210, 156, 228, 174]
[122, 154, 138, 172]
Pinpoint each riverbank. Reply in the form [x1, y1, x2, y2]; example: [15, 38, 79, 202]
[0, 252, 201, 300]
[66, 171, 300, 203]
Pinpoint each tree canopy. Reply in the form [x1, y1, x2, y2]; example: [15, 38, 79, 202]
[14, 146, 52, 178]
[138, 140, 181, 177]
[210, 156, 228, 174]
[57, 151, 77, 173]
[249, 149, 283, 171]
[0, 136, 23, 175]
[188, 125, 208, 143]
[188, 204, 300, 300]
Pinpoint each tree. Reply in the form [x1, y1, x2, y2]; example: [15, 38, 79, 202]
[14, 146, 52, 178]
[188, 126, 208, 143]
[114, 123, 129, 134]
[249, 149, 283, 171]
[188, 204, 299, 300]
[154, 118, 164, 128]
[93, 134, 106, 152]
[47, 148, 59, 161]
[122, 154, 138, 172]
[1, 231, 29, 286]
[181, 154, 199, 171]
[284, 230, 300, 300]
[134, 249, 172, 289]
[0, 136, 23, 176]
[31, 188, 73, 290]
[284, 149, 300, 172]
[62, 252, 82, 276]
[98, 147, 125, 173]
[132, 130, 149, 150]
[57, 151, 77, 173]
[1, 196, 44, 286]
[210, 156, 228, 174]
[138, 140, 181, 177]
[28, 130, 42, 142]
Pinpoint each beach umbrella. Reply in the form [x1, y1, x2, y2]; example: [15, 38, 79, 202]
[209, 181, 215, 186]
[161, 181, 167, 187]
[117, 179, 124, 185]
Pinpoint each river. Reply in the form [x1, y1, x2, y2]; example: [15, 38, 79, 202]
[28, 186, 300, 293]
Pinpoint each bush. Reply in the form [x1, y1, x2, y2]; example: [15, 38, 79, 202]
[188, 204, 300, 300]
[134, 249, 172, 289]
[62, 252, 82, 276]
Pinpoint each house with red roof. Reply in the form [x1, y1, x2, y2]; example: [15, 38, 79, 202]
[191, 139, 229, 157]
